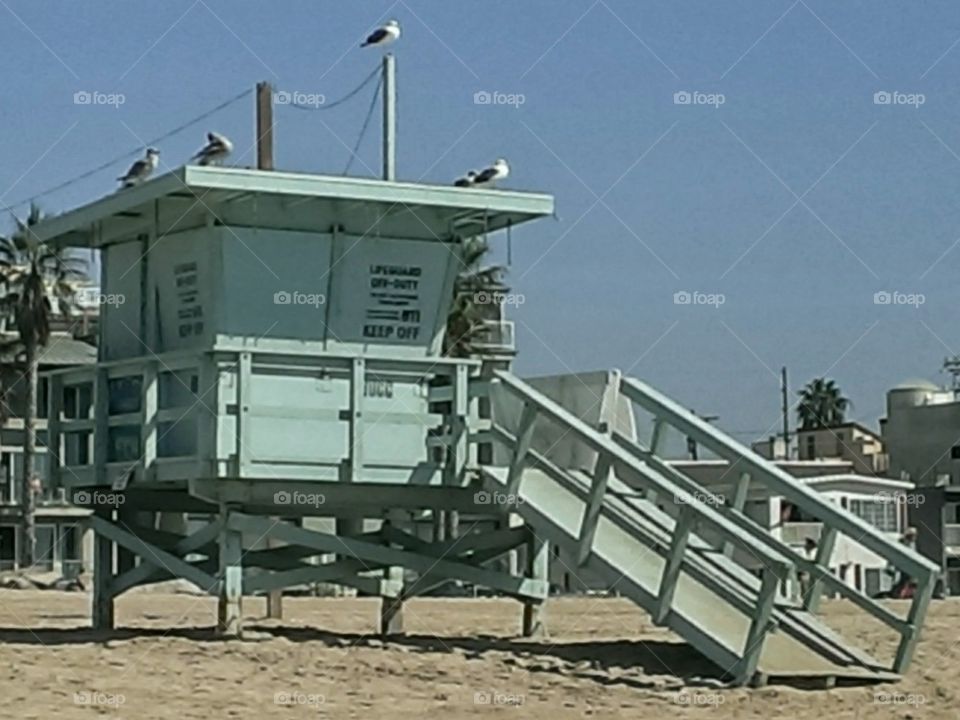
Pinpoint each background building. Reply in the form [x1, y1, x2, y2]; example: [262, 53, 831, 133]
[881, 379, 960, 595]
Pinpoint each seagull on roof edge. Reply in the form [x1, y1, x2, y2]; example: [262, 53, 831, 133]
[471, 158, 510, 188]
[454, 170, 477, 187]
[118, 148, 160, 189]
[362, 19, 401, 48]
[192, 131, 233, 166]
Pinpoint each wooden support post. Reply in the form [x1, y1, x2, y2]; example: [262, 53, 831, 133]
[266, 539, 284, 620]
[654, 505, 695, 624]
[217, 511, 244, 638]
[115, 506, 137, 576]
[893, 571, 936, 672]
[521, 531, 548, 638]
[379, 510, 405, 635]
[255, 81, 274, 171]
[92, 510, 115, 631]
[140, 362, 158, 482]
[802, 525, 837, 612]
[443, 365, 469, 543]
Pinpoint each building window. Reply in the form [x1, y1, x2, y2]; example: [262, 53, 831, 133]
[849, 499, 898, 532]
[951, 445, 960, 460]
[806, 436, 815, 459]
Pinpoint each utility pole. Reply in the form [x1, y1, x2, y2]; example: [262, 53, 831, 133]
[781, 367, 790, 460]
[382, 54, 396, 180]
[258, 81, 279, 620]
[256, 81, 274, 171]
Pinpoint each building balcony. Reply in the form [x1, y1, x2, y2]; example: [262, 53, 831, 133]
[781, 521, 824, 548]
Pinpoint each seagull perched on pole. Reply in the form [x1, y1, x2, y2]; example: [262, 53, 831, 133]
[454, 170, 477, 187]
[192, 131, 233, 166]
[362, 19, 401, 48]
[471, 158, 510, 188]
[118, 148, 159, 188]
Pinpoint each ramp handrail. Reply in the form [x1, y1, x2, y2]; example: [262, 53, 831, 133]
[619, 375, 937, 673]
[490, 371, 793, 578]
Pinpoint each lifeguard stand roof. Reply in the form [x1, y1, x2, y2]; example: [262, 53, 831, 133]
[32, 166, 555, 248]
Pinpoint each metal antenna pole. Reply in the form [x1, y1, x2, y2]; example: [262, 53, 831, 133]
[382, 53, 397, 181]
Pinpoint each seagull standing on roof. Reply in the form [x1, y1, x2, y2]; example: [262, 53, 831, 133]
[454, 170, 477, 187]
[471, 158, 510, 188]
[362, 19, 401, 48]
[118, 148, 160, 188]
[192, 131, 233, 166]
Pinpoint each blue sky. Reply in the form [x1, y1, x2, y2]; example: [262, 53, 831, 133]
[3, 1, 960, 441]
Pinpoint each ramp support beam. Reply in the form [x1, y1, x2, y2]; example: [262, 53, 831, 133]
[802, 525, 837, 612]
[522, 530, 549, 638]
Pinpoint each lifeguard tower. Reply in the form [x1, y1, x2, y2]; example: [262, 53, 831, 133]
[32, 76, 938, 687]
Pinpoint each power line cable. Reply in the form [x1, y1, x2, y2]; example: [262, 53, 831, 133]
[285, 65, 381, 112]
[343, 74, 384, 176]
[2, 87, 254, 214]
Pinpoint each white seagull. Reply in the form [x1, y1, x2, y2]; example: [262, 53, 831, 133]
[454, 170, 477, 187]
[362, 19, 401, 48]
[118, 148, 160, 188]
[192, 131, 233, 166]
[471, 158, 510, 188]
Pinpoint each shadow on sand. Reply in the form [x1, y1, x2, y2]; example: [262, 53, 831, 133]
[0, 622, 727, 689]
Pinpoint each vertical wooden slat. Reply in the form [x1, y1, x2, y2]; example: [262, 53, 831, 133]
[576, 454, 612, 566]
[734, 568, 779, 685]
[505, 403, 538, 498]
[653, 505, 696, 623]
[802, 525, 837, 612]
[722, 472, 750, 558]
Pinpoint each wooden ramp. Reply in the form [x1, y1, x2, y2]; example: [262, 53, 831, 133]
[481, 370, 938, 686]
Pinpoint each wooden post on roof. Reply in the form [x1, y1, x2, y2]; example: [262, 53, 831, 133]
[256, 82, 274, 171]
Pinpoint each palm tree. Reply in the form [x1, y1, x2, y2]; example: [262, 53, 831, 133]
[0, 204, 85, 568]
[443, 237, 506, 358]
[796, 377, 850, 430]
